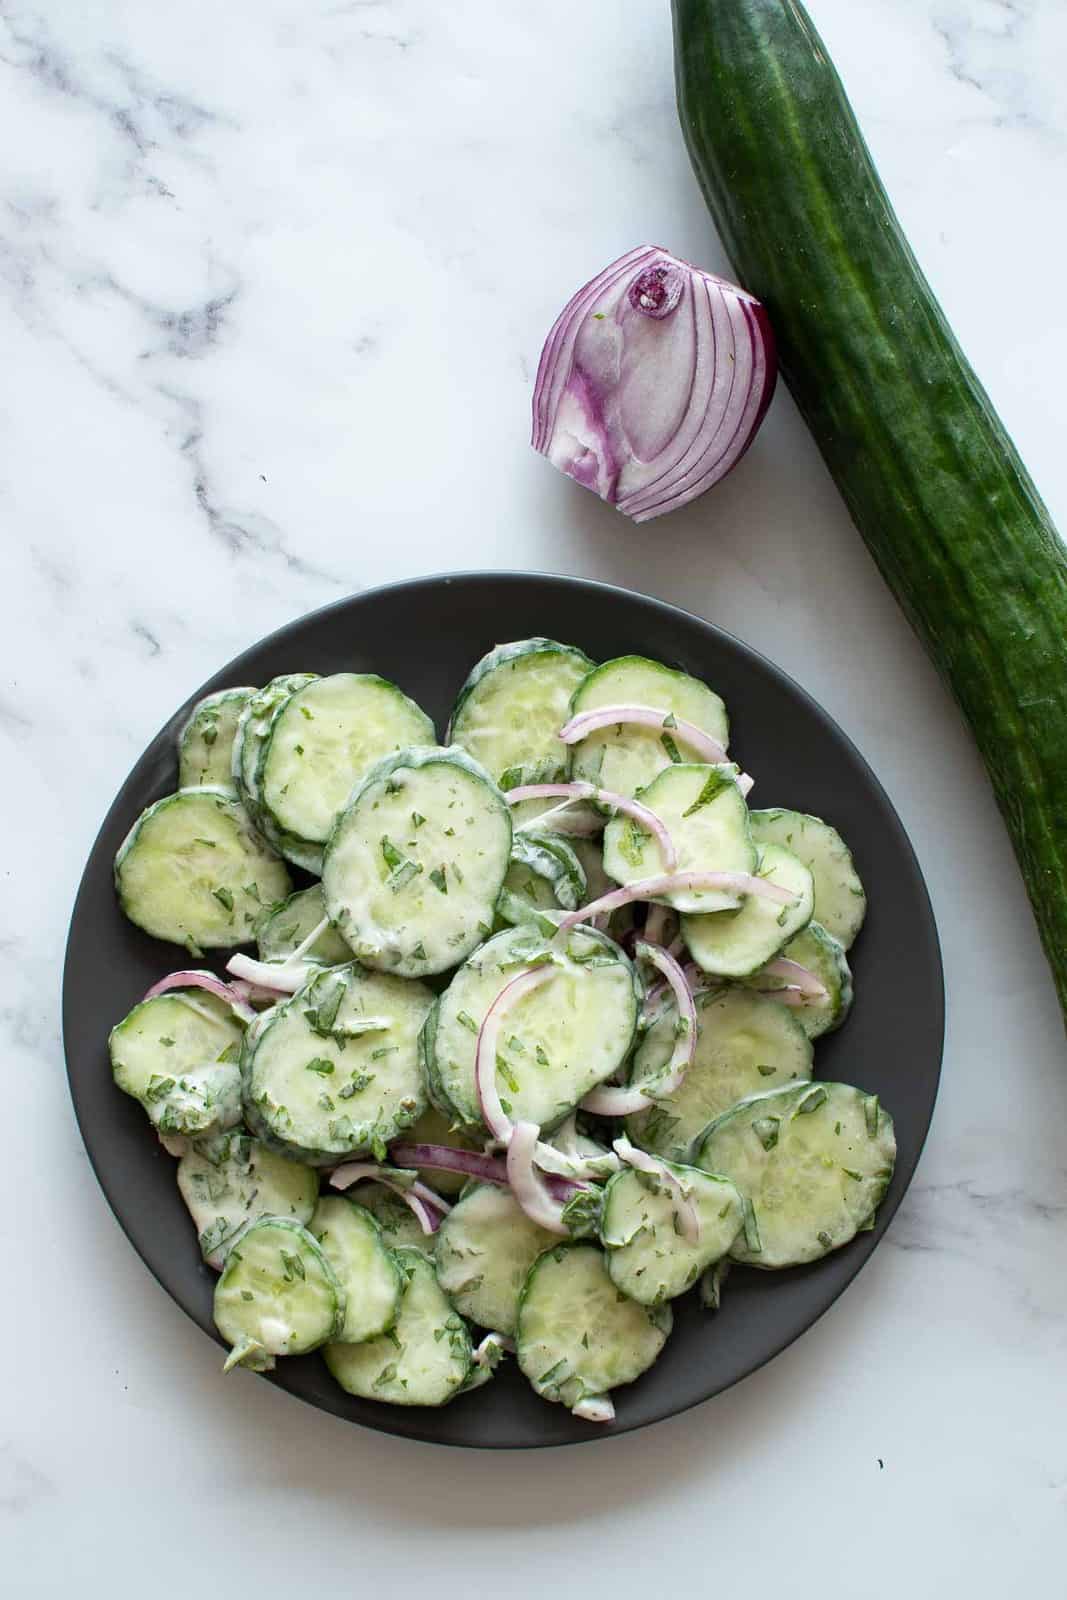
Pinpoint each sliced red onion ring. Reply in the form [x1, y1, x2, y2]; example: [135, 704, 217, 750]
[144, 969, 257, 1023]
[329, 1163, 451, 1234]
[505, 782, 676, 871]
[557, 707, 728, 767]
[506, 1121, 570, 1235]
[557, 869, 795, 938]
[387, 1141, 584, 1204]
[580, 1082, 655, 1116]
[613, 1135, 699, 1244]
[226, 952, 315, 995]
[229, 977, 291, 1006]
[572, 1394, 616, 1424]
[758, 956, 828, 1000]
[475, 965, 558, 1142]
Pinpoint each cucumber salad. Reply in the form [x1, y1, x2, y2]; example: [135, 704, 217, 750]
[108, 641, 894, 1423]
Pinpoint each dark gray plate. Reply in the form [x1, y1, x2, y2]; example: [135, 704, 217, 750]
[63, 571, 943, 1449]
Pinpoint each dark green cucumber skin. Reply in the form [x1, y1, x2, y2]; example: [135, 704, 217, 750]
[672, 0, 1067, 1024]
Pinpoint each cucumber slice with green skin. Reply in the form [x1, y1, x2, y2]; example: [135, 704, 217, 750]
[109, 989, 245, 1137]
[177, 688, 255, 792]
[309, 1196, 402, 1344]
[497, 830, 587, 926]
[682, 843, 814, 977]
[256, 884, 353, 967]
[232, 674, 323, 874]
[243, 962, 432, 1164]
[115, 788, 291, 953]
[403, 1102, 483, 1198]
[626, 988, 813, 1161]
[428, 922, 640, 1133]
[177, 1132, 318, 1269]
[569, 655, 729, 799]
[447, 638, 595, 786]
[602, 764, 755, 913]
[600, 1163, 745, 1306]
[322, 746, 512, 979]
[324, 1247, 471, 1406]
[741, 920, 853, 1041]
[434, 1182, 558, 1336]
[695, 1082, 897, 1269]
[214, 1217, 344, 1370]
[258, 674, 435, 855]
[749, 809, 866, 950]
[355, 1181, 435, 1254]
[516, 1242, 671, 1414]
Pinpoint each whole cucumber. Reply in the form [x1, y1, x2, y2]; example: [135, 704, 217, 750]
[672, 0, 1067, 1026]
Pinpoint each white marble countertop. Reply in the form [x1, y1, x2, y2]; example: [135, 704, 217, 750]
[5, 0, 1066, 1590]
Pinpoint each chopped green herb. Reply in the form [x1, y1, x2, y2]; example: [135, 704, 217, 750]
[411, 941, 427, 962]
[817, 1230, 832, 1249]
[294, 743, 304, 756]
[212, 886, 234, 913]
[411, 811, 426, 829]
[299, 705, 313, 721]
[194, 837, 217, 848]
[280, 1250, 305, 1282]
[661, 733, 683, 764]
[662, 711, 678, 729]
[429, 866, 448, 895]
[864, 1095, 880, 1138]
[457, 1010, 479, 1034]
[305, 1057, 335, 1076]
[216, 1042, 239, 1064]
[370, 1046, 397, 1060]
[496, 1055, 520, 1094]
[158, 1036, 175, 1048]
[682, 770, 729, 816]
[380, 836, 405, 871]
[389, 860, 423, 893]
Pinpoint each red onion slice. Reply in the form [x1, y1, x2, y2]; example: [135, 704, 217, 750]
[759, 956, 828, 1000]
[226, 952, 315, 996]
[580, 1082, 655, 1116]
[329, 1163, 451, 1234]
[144, 968, 258, 1023]
[613, 1135, 699, 1244]
[506, 1121, 570, 1235]
[558, 869, 795, 938]
[506, 781, 676, 871]
[475, 965, 558, 1142]
[558, 706, 728, 767]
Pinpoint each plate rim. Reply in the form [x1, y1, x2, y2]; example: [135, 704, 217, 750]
[63, 568, 945, 1449]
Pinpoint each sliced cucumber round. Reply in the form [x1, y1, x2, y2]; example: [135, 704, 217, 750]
[322, 746, 512, 978]
[496, 830, 587, 926]
[695, 1082, 897, 1269]
[682, 843, 814, 977]
[214, 1217, 343, 1370]
[309, 1196, 402, 1344]
[516, 1242, 671, 1414]
[109, 989, 245, 1137]
[602, 763, 755, 912]
[626, 988, 813, 1162]
[600, 1162, 745, 1306]
[434, 1182, 557, 1336]
[324, 1247, 471, 1406]
[258, 673, 435, 855]
[741, 920, 853, 1040]
[115, 788, 291, 953]
[232, 673, 322, 873]
[243, 962, 432, 1163]
[256, 883, 353, 967]
[428, 922, 640, 1132]
[177, 687, 255, 792]
[448, 637, 594, 786]
[177, 1132, 318, 1269]
[569, 655, 729, 798]
[749, 808, 866, 950]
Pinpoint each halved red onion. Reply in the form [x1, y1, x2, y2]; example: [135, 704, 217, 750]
[557, 869, 795, 938]
[572, 1394, 616, 1424]
[329, 1162, 451, 1234]
[613, 1135, 699, 1244]
[475, 965, 558, 1142]
[144, 969, 257, 1023]
[506, 781, 676, 871]
[532, 246, 776, 522]
[758, 956, 828, 1000]
[557, 707, 728, 767]
[506, 1121, 570, 1235]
